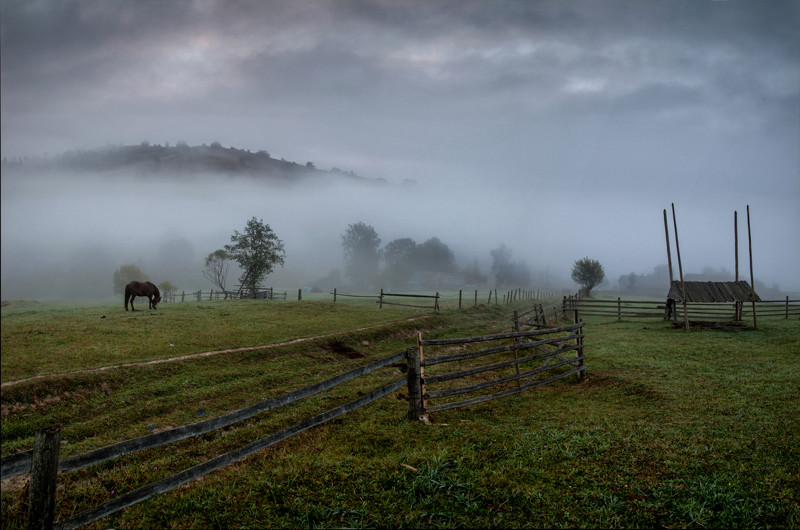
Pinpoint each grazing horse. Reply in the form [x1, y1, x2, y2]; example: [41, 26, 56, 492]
[124, 281, 161, 311]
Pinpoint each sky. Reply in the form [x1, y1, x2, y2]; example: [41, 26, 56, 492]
[1, 0, 799, 298]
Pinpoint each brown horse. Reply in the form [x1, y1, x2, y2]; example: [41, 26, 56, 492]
[124, 281, 161, 311]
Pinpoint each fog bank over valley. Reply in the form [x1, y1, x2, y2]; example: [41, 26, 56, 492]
[2, 2, 797, 299]
[1, 154, 797, 300]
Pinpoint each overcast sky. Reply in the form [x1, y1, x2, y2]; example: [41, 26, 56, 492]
[1, 0, 799, 297]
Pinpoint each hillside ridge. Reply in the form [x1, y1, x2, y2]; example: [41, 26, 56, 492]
[1, 142, 388, 186]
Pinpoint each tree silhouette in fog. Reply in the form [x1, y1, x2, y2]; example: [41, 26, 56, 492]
[341, 222, 381, 287]
[113, 264, 148, 295]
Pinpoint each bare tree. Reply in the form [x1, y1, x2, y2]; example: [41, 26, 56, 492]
[203, 249, 232, 291]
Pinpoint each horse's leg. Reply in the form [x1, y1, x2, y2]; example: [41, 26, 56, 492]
[148, 295, 153, 309]
[125, 292, 130, 311]
[130, 295, 137, 311]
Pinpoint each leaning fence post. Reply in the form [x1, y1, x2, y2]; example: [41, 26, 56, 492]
[27, 425, 61, 530]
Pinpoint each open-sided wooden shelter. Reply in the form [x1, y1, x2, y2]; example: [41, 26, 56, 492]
[664, 204, 760, 329]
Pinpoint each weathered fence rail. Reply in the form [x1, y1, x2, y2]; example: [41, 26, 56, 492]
[563, 296, 799, 321]
[6, 300, 585, 528]
[2, 351, 406, 528]
[161, 288, 288, 303]
[406, 312, 586, 418]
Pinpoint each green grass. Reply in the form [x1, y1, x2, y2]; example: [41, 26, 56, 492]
[1, 299, 798, 528]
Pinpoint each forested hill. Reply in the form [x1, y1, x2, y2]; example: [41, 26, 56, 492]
[1, 142, 388, 186]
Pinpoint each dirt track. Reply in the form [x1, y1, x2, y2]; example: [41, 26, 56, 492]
[1, 317, 429, 390]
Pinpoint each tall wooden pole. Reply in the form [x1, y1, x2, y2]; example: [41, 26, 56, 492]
[734, 210, 739, 282]
[663, 209, 674, 284]
[747, 205, 758, 329]
[671, 203, 689, 330]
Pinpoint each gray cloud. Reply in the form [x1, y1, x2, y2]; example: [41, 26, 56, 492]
[1, 0, 798, 295]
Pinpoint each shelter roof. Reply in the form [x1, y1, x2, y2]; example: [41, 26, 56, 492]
[667, 281, 760, 303]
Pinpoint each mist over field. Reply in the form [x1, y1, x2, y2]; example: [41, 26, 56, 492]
[1, 1, 798, 299]
[2, 162, 797, 299]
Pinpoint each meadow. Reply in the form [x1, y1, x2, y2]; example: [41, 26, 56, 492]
[1, 297, 798, 528]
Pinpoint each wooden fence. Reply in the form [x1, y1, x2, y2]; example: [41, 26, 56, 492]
[161, 288, 288, 303]
[5, 301, 583, 528]
[563, 296, 800, 322]
[1, 352, 407, 529]
[406, 309, 586, 419]
[331, 288, 562, 311]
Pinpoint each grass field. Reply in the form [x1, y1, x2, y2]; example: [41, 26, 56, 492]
[1, 298, 799, 528]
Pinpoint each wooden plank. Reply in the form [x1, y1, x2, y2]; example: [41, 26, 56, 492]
[56, 378, 406, 530]
[381, 292, 439, 299]
[423, 334, 584, 367]
[421, 323, 583, 347]
[427, 355, 585, 399]
[1, 351, 406, 480]
[425, 344, 580, 384]
[425, 366, 585, 413]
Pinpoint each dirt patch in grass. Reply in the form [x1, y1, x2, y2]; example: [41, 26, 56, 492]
[326, 339, 365, 359]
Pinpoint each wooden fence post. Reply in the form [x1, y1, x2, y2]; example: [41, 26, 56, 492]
[512, 311, 521, 388]
[379, 288, 384, 309]
[405, 337, 427, 421]
[298, 288, 302, 301]
[617, 297, 622, 322]
[27, 425, 61, 530]
[435, 292, 440, 313]
[474, 290, 478, 307]
[181, 291, 185, 302]
[333, 288, 337, 303]
[209, 290, 213, 301]
[574, 311, 586, 382]
[787, 296, 790, 320]
[458, 289, 462, 309]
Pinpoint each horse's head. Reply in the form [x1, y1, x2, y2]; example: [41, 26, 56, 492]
[152, 294, 162, 309]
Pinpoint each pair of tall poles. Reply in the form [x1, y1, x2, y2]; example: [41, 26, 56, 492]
[662, 203, 758, 330]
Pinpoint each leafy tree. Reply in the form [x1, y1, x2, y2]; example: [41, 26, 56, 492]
[490, 244, 531, 287]
[341, 222, 381, 286]
[158, 281, 178, 298]
[413, 237, 455, 272]
[225, 217, 285, 296]
[490, 244, 513, 286]
[382, 238, 417, 285]
[203, 249, 232, 291]
[113, 264, 148, 295]
[571, 257, 605, 296]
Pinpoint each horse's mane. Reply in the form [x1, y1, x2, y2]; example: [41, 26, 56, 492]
[146, 281, 160, 295]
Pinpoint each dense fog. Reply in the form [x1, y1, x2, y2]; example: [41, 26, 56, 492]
[1, 1, 798, 299]
[2, 164, 798, 299]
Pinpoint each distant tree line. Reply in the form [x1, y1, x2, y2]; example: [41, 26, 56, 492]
[337, 221, 531, 289]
